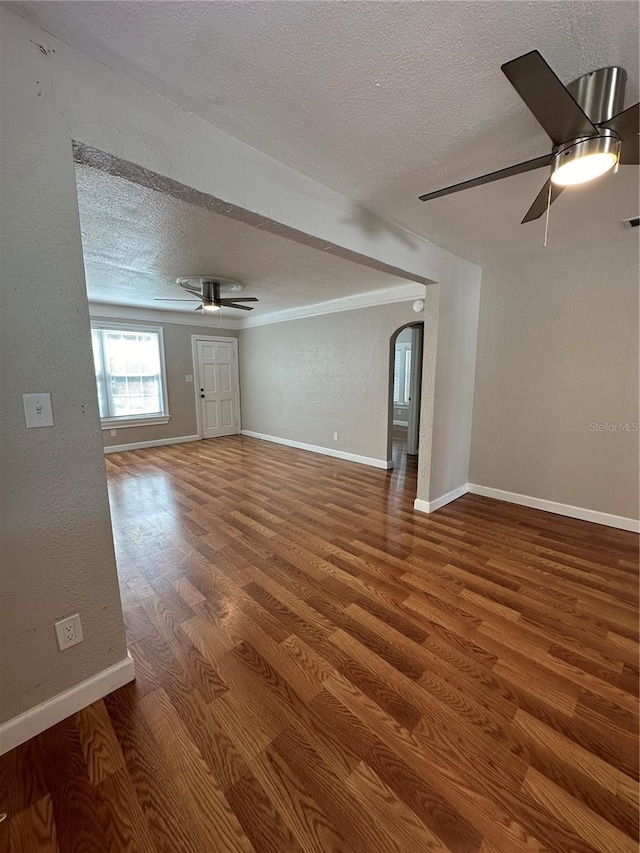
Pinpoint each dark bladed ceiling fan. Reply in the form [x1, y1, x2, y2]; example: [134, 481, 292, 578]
[154, 277, 259, 312]
[419, 50, 639, 223]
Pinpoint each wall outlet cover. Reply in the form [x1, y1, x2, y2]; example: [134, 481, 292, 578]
[54, 613, 83, 651]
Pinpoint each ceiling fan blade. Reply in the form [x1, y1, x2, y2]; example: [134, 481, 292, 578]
[600, 102, 639, 140]
[501, 50, 598, 145]
[521, 178, 564, 224]
[619, 134, 639, 165]
[224, 302, 254, 311]
[195, 305, 203, 311]
[419, 154, 551, 202]
[217, 297, 259, 303]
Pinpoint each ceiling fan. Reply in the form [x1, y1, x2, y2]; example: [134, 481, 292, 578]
[154, 277, 259, 312]
[419, 50, 639, 223]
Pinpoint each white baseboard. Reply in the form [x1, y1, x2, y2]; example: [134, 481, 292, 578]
[414, 483, 469, 514]
[467, 484, 640, 533]
[241, 430, 392, 469]
[0, 652, 135, 756]
[104, 434, 199, 454]
[414, 482, 639, 532]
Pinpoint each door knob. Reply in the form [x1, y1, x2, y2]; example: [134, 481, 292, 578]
[200, 393, 205, 398]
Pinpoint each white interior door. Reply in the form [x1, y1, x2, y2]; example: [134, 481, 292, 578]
[195, 338, 240, 439]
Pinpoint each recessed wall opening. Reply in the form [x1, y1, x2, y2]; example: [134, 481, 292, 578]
[387, 321, 424, 490]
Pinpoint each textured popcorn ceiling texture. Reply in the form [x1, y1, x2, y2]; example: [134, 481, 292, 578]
[11, 0, 639, 266]
[74, 163, 416, 313]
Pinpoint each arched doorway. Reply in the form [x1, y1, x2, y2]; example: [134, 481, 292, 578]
[387, 322, 424, 479]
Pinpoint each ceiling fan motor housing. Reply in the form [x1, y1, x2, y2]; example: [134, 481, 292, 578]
[567, 66, 626, 124]
[177, 276, 242, 295]
[550, 67, 627, 185]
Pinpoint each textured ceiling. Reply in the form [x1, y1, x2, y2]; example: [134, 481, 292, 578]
[9, 1, 639, 265]
[75, 164, 413, 315]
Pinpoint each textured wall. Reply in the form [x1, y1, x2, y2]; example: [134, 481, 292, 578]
[239, 259, 481, 505]
[239, 301, 426, 463]
[470, 235, 639, 519]
[0, 14, 127, 722]
[0, 6, 483, 726]
[97, 318, 238, 448]
[429, 255, 482, 500]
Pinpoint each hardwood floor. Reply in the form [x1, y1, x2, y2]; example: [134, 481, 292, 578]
[1, 434, 638, 852]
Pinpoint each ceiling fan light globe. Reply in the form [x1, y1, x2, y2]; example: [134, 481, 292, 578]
[202, 303, 221, 313]
[550, 133, 620, 187]
[551, 151, 618, 186]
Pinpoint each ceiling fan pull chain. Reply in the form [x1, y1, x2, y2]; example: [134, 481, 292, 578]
[543, 181, 552, 248]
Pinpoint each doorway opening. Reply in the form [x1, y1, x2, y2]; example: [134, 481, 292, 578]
[388, 322, 424, 480]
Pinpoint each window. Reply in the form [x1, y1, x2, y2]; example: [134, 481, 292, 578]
[91, 324, 170, 428]
[393, 341, 412, 406]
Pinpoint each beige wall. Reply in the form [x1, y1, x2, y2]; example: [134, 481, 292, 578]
[470, 234, 639, 520]
[239, 257, 482, 506]
[94, 315, 238, 448]
[0, 16, 128, 722]
[428, 255, 482, 502]
[239, 301, 425, 464]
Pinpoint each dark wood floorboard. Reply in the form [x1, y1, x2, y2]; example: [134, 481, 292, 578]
[1, 434, 638, 852]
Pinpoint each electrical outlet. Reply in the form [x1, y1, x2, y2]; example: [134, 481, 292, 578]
[54, 614, 83, 651]
[333, 432, 339, 442]
[110, 429, 117, 436]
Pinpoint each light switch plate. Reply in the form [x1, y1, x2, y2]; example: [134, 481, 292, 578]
[23, 393, 54, 428]
[185, 374, 193, 383]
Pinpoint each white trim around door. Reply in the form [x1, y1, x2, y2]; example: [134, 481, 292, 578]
[191, 335, 241, 440]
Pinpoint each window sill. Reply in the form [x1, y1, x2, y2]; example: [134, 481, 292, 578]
[101, 416, 171, 431]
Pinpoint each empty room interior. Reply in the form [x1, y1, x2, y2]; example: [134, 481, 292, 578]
[1, 2, 639, 851]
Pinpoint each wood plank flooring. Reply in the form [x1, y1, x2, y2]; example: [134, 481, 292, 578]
[1, 434, 638, 852]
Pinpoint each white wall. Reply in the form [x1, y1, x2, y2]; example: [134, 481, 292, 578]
[470, 234, 639, 522]
[395, 328, 413, 345]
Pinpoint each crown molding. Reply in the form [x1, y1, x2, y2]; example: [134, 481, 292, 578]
[88, 284, 426, 331]
[88, 302, 241, 329]
[239, 283, 427, 329]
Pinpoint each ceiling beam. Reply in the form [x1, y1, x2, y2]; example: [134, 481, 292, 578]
[4, 6, 461, 286]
